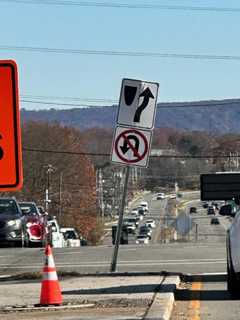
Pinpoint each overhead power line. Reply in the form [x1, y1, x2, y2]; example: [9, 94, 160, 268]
[21, 94, 117, 104]
[21, 99, 105, 108]
[1, 0, 240, 13]
[20, 98, 240, 109]
[1, 45, 240, 61]
[22, 147, 240, 159]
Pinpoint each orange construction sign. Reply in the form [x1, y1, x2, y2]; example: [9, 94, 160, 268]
[0, 60, 23, 191]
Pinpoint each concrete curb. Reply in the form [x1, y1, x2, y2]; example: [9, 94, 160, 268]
[144, 276, 180, 320]
[0, 304, 95, 312]
[0, 271, 182, 281]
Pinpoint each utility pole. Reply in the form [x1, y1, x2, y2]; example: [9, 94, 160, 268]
[44, 164, 55, 214]
[98, 168, 104, 219]
[59, 172, 63, 224]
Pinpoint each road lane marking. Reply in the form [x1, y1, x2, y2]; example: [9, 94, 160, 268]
[189, 282, 202, 320]
[0, 260, 225, 269]
[0, 258, 225, 266]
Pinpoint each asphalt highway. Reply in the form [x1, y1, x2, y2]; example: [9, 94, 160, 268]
[0, 192, 229, 276]
[0, 191, 237, 320]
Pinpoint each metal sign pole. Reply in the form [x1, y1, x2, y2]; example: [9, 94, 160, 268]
[110, 166, 130, 272]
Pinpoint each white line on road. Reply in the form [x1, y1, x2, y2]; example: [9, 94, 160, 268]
[0, 259, 226, 269]
[0, 261, 225, 268]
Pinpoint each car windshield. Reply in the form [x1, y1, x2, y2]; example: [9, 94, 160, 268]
[64, 230, 78, 239]
[0, 199, 19, 215]
[19, 203, 38, 215]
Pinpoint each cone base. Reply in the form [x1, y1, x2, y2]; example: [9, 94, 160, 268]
[40, 280, 62, 306]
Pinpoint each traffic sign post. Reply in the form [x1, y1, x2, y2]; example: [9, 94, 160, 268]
[110, 166, 130, 272]
[0, 60, 23, 191]
[110, 78, 159, 272]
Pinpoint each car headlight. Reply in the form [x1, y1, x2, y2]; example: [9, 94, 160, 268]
[7, 219, 21, 227]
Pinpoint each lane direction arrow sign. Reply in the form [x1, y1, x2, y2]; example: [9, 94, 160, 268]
[111, 126, 152, 167]
[117, 78, 159, 129]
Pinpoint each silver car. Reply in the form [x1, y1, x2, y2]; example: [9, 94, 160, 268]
[136, 235, 149, 244]
[220, 204, 239, 295]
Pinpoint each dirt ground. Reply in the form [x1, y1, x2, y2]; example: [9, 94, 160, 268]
[0, 306, 146, 320]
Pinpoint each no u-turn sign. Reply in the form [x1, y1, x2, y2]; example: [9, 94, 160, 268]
[111, 126, 152, 167]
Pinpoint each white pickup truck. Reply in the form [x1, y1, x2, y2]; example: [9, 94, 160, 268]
[47, 217, 65, 248]
[60, 227, 81, 247]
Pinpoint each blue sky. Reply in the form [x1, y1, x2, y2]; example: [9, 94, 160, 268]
[1, 0, 240, 109]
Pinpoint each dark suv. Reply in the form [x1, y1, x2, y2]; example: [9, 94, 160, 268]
[0, 198, 28, 247]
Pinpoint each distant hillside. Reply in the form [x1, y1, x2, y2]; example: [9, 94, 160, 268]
[21, 98, 240, 134]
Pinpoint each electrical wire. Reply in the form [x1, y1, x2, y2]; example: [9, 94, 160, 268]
[1, 0, 240, 13]
[1, 45, 240, 61]
[21, 99, 105, 108]
[20, 98, 240, 108]
[21, 95, 117, 104]
[22, 147, 240, 159]
[23, 147, 108, 156]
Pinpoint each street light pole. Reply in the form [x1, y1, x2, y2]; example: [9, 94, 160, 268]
[44, 164, 54, 214]
[59, 172, 63, 224]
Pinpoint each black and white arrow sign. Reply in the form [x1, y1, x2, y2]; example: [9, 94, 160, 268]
[133, 87, 154, 123]
[117, 78, 159, 130]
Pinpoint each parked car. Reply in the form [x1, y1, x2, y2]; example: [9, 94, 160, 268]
[0, 198, 28, 247]
[61, 227, 81, 247]
[47, 217, 65, 248]
[156, 193, 165, 200]
[145, 219, 156, 228]
[136, 234, 149, 244]
[19, 201, 47, 247]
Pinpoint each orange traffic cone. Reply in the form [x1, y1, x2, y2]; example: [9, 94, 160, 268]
[40, 244, 62, 306]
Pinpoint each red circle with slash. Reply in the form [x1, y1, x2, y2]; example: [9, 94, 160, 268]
[115, 129, 148, 163]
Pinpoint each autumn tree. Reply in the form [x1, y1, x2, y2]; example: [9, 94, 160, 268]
[9, 121, 102, 244]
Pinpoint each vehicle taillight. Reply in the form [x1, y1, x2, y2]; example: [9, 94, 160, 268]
[29, 224, 42, 238]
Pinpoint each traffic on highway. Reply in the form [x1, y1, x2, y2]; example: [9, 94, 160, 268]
[0, 197, 83, 249]
[0, 187, 239, 319]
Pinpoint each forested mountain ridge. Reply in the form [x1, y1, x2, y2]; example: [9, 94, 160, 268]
[21, 98, 240, 134]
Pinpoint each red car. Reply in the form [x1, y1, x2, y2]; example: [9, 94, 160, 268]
[19, 202, 47, 247]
